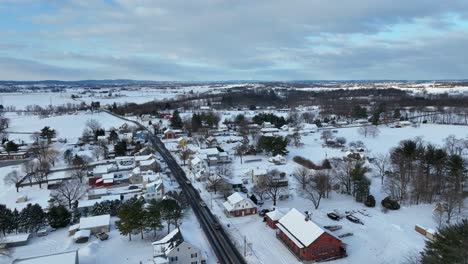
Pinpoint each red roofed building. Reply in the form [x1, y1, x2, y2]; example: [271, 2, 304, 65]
[276, 208, 346, 262]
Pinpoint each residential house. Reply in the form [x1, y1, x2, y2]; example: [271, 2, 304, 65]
[223, 192, 257, 217]
[152, 228, 206, 264]
[189, 156, 209, 181]
[276, 208, 346, 262]
[245, 168, 268, 185]
[144, 179, 165, 201]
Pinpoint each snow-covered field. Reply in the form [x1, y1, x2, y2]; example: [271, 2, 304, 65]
[0, 84, 227, 110]
[5, 111, 128, 143]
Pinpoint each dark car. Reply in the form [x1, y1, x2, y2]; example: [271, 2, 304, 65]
[346, 215, 362, 224]
[240, 186, 248, 193]
[259, 209, 270, 217]
[95, 232, 109, 241]
[128, 185, 139, 190]
[327, 212, 341, 221]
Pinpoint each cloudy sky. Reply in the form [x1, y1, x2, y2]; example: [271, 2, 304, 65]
[1, 0, 468, 81]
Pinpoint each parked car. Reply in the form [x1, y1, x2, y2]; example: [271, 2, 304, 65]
[257, 200, 264, 206]
[186, 180, 191, 185]
[200, 201, 207, 207]
[327, 212, 341, 221]
[128, 185, 139, 190]
[258, 209, 270, 217]
[346, 215, 363, 224]
[240, 186, 248, 193]
[95, 232, 109, 241]
[37, 228, 48, 237]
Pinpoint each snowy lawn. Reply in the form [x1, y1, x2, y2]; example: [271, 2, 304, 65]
[5, 111, 128, 143]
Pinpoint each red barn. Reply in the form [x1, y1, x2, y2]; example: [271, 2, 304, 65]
[276, 208, 346, 262]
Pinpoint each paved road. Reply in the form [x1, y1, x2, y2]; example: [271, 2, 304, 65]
[104, 110, 247, 264]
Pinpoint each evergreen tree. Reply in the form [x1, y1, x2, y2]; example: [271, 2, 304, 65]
[47, 205, 71, 228]
[11, 209, 19, 234]
[160, 199, 182, 234]
[170, 110, 183, 129]
[71, 200, 81, 224]
[5, 141, 19, 154]
[19, 204, 46, 233]
[116, 198, 145, 241]
[39, 126, 56, 142]
[421, 219, 468, 264]
[257, 136, 289, 156]
[145, 200, 163, 237]
[0, 204, 13, 236]
[114, 140, 127, 156]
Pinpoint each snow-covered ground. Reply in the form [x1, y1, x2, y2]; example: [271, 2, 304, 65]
[5, 111, 128, 143]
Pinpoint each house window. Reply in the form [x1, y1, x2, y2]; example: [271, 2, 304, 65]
[169, 256, 178, 262]
[201, 260, 206, 264]
[191, 262, 198, 264]
[191, 253, 197, 258]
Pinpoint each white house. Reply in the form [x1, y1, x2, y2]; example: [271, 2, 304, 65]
[189, 156, 209, 180]
[223, 192, 257, 217]
[152, 228, 206, 264]
[144, 179, 165, 201]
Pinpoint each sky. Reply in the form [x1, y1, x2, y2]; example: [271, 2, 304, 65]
[1, 0, 468, 81]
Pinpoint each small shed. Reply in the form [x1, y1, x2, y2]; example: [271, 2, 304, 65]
[0, 234, 31, 248]
[79, 214, 111, 234]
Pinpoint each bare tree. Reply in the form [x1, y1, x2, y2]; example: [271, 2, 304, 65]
[22, 160, 37, 186]
[92, 147, 103, 161]
[293, 166, 311, 190]
[216, 163, 233, 179]
[4, 170, 23, 192]
[177, 138, 192, 166]
[206, 174, 224, 194]
[0, 116, 9, 139]
[262, 169, 288, 206]
[69, 167, 88, 184]
[53, 179, 87, 208]
[320, 130, 334, 143]
[86, 119, 102, 136]
[358, 125, 380, 138]
[304, 172, 329, 209]
[374, 153, 390, 185]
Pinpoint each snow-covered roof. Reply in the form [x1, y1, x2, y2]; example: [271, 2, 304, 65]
[260, 128, 279, 133]
[277, 208, 326, 248]
[199, 148, 219, 156]
[140, 158, 156, 166]
[79, 214, 110, 229]
[68, 224, 80, 232]
[73, 229, 91, 240]
[152, 228, 184, 261]
[13, 251, 78, 264]
[191, 156, 202, 165]
[0, 234, 30, 244]
[135, 154, 155, 161]
[227, 192, 246, 205]
[266, 208, 289, 221]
